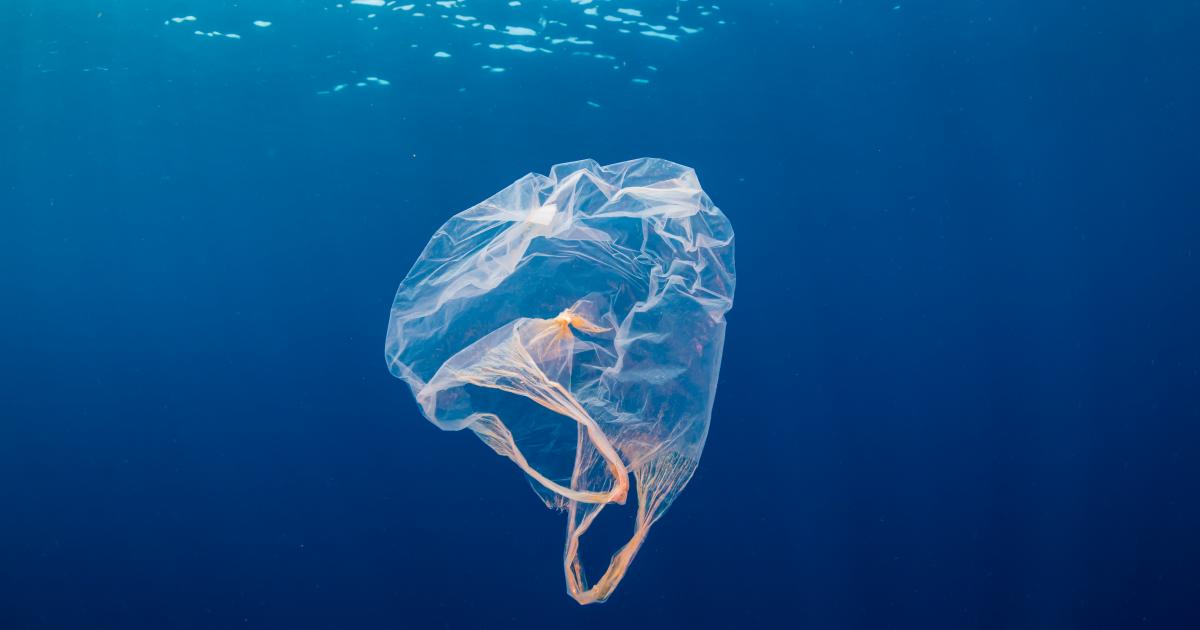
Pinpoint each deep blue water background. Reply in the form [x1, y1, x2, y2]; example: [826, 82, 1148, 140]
[3, 1, 1200, 628]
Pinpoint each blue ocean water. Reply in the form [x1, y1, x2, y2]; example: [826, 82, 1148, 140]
[3, 1, 1199, 628]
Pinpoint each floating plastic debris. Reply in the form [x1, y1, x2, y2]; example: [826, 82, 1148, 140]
[385, 158, 735, 605]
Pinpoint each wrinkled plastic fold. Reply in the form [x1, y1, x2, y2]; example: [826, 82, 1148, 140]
[385, 158, 735, 604]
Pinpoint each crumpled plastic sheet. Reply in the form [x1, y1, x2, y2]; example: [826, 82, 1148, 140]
[385, 158, 736, 604]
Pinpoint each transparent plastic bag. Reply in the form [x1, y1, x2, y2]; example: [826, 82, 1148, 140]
[384, 158, 735, 604]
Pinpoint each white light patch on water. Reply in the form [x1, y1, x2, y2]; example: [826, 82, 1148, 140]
[550, 36, 593, 46]
[193, 30, 241, 39]
[321, 76, 393, 94]
[164, 0, 725, 91]
[641, 31, 678, 41]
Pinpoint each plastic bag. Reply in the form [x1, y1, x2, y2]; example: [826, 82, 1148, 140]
[384, 158, 735, 604]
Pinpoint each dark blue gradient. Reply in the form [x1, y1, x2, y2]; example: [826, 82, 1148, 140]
[2, 2, 1198, 628]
